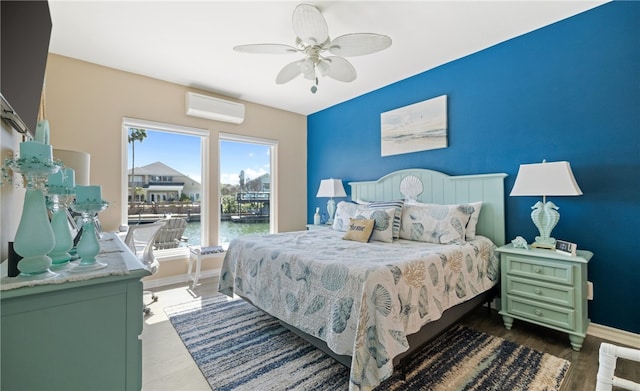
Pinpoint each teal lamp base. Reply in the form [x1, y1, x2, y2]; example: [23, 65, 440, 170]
[530, 200, 560, 249]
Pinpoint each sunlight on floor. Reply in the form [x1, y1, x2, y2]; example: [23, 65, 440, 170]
[143, 281, 217, 325]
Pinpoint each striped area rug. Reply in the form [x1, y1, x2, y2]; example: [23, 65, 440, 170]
[165, 295, 570, 391]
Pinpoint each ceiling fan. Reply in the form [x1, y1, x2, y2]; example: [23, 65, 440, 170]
[233, 4, 392, 93]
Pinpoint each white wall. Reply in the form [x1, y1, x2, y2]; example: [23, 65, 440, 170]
[44, 54, 308, 246]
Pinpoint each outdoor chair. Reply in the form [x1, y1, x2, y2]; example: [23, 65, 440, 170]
[154, 217, 188, 249]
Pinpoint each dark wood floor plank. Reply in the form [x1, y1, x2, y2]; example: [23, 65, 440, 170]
[148, 279, 639, 391]
[460, 306, 639, 391]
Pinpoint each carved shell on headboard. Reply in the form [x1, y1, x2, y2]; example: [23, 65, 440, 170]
[400, 175, 423, 202]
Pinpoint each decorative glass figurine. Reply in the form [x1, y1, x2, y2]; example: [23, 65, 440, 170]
[9, 141, 61, 277]
[46, 168, 76, 269]
[70, 185, 109, 272]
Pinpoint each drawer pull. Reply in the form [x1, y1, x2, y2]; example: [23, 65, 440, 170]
[535, 309, 543, 317]
[534, 288, 542, 295]
[534, 267, 542, 273]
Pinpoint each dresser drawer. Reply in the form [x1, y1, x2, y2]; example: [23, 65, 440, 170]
[505, 276, 575, 308]
[505, 295, 575, 331]
[504, 255, 574, 285]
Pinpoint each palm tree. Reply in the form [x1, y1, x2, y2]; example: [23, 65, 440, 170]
[128, 128, 147, 202]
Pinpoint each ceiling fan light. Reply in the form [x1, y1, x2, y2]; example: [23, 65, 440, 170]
[299, 58, 316, 80]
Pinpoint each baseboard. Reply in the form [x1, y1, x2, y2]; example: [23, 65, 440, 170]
[588, 322, 640, 349]
[143, 268, 221, 290]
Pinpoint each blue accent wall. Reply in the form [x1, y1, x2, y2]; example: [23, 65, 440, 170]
[307, 2, 639, 333]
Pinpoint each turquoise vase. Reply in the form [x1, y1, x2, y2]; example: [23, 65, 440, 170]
[68, 199, 108, 273]
[76, 220, 100, 265]
[48, 201, 73, 266]
[14, 189, 56, 275]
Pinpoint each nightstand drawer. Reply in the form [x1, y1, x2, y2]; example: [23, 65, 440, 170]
[505, 276, 575, 308]
[505, 255, 574, 285]
[506, 295, 575, 330]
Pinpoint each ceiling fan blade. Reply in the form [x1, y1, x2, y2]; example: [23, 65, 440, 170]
[276, 59, 304, 84]
[328, 33, 392, 57]
[292, 4, 328, 46]
[234, 44, 298, 55]
[325, 56, 357, 83]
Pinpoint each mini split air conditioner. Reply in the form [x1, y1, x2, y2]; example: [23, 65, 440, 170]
[185, 92, 245, 124]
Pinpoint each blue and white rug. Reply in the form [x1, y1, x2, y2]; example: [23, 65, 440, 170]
[165, 295, 570, 391]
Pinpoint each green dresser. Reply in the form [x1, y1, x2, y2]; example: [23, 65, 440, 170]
[496, 244, 592, 351]
[1, 234, 150, 390]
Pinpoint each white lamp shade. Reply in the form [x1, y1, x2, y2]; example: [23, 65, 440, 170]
[510, 161, 583, 196]
[316, 179, 347, 198]
[53, 149, 90, 186]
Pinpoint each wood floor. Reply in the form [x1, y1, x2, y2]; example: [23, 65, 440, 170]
[142, 277, 638, 391]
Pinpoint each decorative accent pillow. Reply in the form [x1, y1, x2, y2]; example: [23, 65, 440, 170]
[332, 201, 359, 232]
[353, 206, 396, 243]
[342, 218, 375, 243]
[405, 200, 481, 240]
[356, 200, 403, 240]
[399, 203, 473, 244]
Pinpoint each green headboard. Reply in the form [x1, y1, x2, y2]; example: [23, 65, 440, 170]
[349, 168, 508, 246]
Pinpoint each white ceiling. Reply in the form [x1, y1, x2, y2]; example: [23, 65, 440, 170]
[48, 1, 607, 116]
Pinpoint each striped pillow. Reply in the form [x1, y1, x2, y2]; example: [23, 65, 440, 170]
[358, 200, 403, 240]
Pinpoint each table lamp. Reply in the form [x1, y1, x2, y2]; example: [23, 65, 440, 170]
[510, 160, 582, 249]
[316, 178, 346, 224]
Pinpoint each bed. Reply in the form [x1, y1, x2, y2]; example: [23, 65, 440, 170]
[219, 168, 507, 390]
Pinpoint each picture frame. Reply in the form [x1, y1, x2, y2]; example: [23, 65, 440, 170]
[555, 239, 577, 256]
[380, 95, 448, 156]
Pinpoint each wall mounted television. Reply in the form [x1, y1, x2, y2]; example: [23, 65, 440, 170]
[1, 1, 52, 137]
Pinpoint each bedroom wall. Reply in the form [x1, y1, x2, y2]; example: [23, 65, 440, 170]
[44, 54, 308, 243]
[307, 2, 639, 334]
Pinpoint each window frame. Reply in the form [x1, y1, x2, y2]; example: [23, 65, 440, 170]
[219, 132, 278, 240]
[121, 118, 210, 255]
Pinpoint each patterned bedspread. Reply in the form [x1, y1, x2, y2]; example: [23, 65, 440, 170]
[218, 228, 499, 390]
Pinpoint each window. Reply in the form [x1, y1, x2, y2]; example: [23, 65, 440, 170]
[219, 133, 277, 247]
[122, 118, 209, 252]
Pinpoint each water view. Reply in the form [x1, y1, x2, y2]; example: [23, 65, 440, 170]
[181, 221, 269, 247]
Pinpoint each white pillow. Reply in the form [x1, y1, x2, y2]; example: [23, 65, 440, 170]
[399, 203, 472, 244]
[353, 206, 396, 243]
[405, 200, 481, 240]
[332, 201, 359, 232]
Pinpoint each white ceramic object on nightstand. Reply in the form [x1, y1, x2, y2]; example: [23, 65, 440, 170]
[314, 207, 321, 225]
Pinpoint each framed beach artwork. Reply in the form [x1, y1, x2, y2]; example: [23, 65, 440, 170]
[381, 95, 448, 156]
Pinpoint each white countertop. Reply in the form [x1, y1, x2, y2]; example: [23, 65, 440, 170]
[1, 232, 146, 291]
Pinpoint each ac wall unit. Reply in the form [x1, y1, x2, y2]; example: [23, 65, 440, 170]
[185, 92, 245, 124]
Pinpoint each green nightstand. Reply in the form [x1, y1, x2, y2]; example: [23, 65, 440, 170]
[496, 244, 593, 351]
